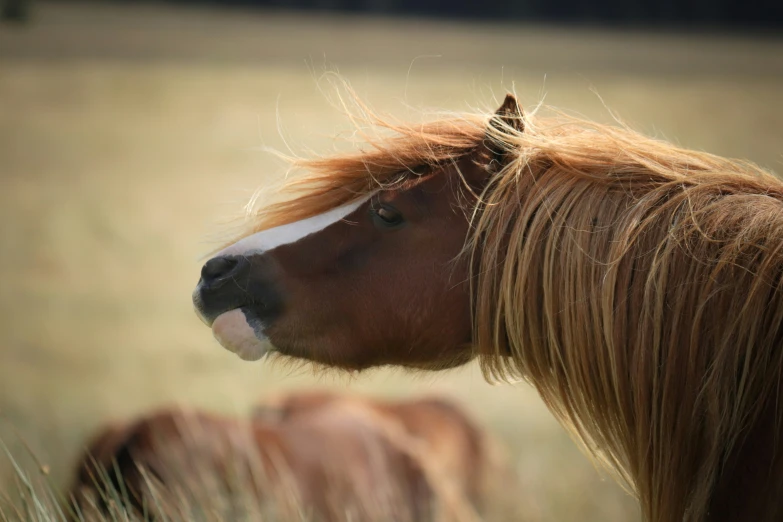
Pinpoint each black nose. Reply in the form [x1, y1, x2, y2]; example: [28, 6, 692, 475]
[200, 256, 247, 287]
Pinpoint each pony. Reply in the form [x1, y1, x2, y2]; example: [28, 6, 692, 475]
[252, 390, 505, 514]
[192, 92, 783, 522]
[67, 403, 438, 522]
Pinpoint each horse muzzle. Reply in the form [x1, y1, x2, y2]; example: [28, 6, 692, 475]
[192, 254, 282, 327]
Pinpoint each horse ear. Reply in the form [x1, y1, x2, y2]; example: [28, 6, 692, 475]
[492, 94, 525, 135]
[470, 94, 524, 182]
[486, 94, 524, 166]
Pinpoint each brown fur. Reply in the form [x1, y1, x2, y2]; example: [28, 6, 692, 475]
[68, 405, 435, 522]
[253, 391, 498, 512]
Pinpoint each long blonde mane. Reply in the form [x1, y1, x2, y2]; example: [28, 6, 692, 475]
[240, 92, 783, 522]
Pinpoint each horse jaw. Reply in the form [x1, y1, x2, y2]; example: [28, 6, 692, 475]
[211, 309, 272, 361]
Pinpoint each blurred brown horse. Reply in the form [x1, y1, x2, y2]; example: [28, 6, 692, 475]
[193, 91, 783, 522]
[68, 402, 437, 522]
[253, 390, 503, 514]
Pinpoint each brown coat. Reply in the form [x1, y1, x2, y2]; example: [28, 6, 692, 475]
[68, 402, 433, 522]
[254, 391, 496, 513]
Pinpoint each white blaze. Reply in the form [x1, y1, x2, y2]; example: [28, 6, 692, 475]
[216, 194, 372, 257]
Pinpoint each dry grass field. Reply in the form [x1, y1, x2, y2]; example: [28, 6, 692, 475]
[1, 2, 782, 520]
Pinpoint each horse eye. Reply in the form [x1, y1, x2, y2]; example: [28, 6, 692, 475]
[372, 205, 404, 228]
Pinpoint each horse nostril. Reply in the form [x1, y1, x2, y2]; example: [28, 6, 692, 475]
[200, 256, 243, 286]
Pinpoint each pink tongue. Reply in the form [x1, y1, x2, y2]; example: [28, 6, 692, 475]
[211, 309, 270, 361]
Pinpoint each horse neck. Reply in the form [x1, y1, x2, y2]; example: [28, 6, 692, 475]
[706, 396, 783, 522]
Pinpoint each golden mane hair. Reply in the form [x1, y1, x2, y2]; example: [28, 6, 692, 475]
[237, 91, 783, 522]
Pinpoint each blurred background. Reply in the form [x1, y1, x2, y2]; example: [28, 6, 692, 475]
[0, 1, 781, 520]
